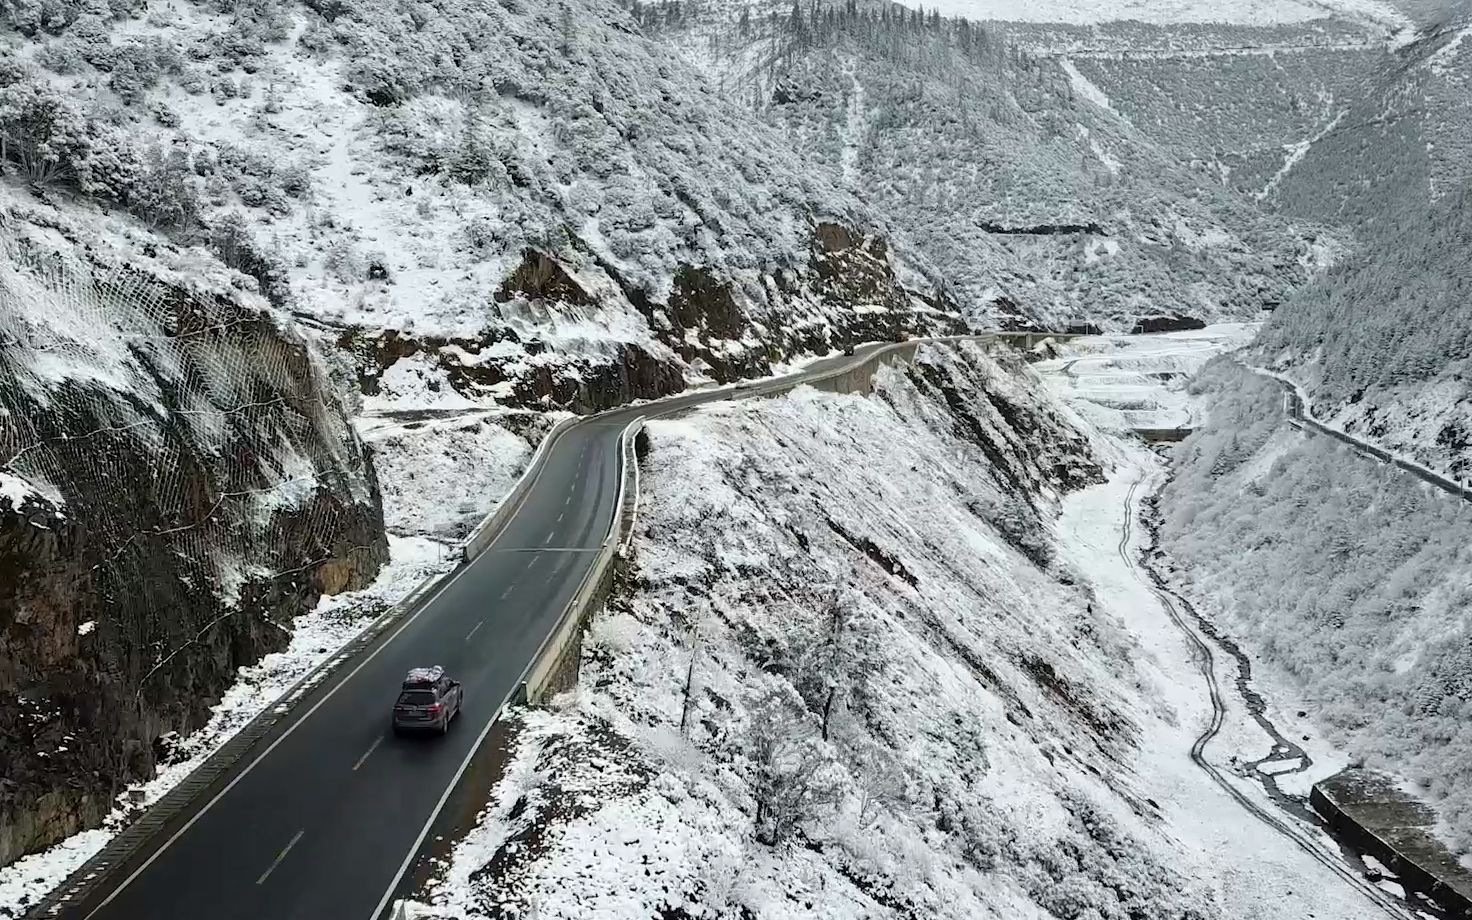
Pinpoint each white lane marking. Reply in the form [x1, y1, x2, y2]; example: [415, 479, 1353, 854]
[556, 511, 565, 523]
[543, 528, 556, 545]
[499, 585, 514, 599]
[255, 829, 304, 885]
[464, 620, 484, 642]
[564, 493, 572, 506]
[79, 528, 494, 920]
[352, 735, 384, 772]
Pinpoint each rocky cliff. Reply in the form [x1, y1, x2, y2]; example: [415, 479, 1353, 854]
[0, 204, 388, 866]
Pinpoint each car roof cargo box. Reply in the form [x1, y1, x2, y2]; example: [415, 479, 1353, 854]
[402, 666, 444, 688]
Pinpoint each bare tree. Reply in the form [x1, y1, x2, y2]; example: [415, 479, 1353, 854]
[797, 588, 878, 741]
[850, 737, 907, 828]
[747, 689, 840, 845]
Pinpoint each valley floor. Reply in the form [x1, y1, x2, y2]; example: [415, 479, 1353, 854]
[1059, 455, 1403, 919]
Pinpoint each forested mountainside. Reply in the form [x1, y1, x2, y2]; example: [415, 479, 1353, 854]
[662, 3, 1343, 330]
[1255, 185, 1472, 479]
[1043, 7, 1472, 474]
[1066, 11, 1472, 230]
[1162, 361, 1472, 852]
[0, 198, 387, 866]
[1233, 17, 1472, 480]
[0, 0, 963, 415]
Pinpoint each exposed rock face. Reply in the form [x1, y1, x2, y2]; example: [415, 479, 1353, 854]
[0, 225, 388, 866]
[494, 249, 596, 307]
[342, 221, 964, 407]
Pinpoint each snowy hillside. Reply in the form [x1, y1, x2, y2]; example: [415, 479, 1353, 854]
[1253, 185, 1472, 480]
[1159, 360, 1472, 852]
[1065, 12, 1472, 230]
[664, 5, 1340, 330]
[910, 0, 1409, 27]
[406, 342, 1404, 920]
[0, 0, 960, 416]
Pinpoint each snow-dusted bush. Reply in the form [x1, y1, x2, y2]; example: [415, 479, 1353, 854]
[208, 209, 291, 304]
[129, 142, 203, 232]
[0, 75, 132, 196]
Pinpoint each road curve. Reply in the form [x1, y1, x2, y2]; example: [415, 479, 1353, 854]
[50, 337, 997, 920]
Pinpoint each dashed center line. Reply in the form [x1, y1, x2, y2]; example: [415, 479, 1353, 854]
[465, 620, 484, 641]
[255, 829, 304, 885]
[351, 736, 383, 772]
[543, 528, 556, 545]
[499, 585, 515, 599]
[556, 510, 565, 522]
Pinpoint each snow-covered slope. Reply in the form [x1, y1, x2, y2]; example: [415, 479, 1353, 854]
[1065, 12, 1472, 231]
[1253, 185, 1472, 481]
[1159, 360, 1472, 853]
[0, 0, 959, 415]
[405, 341, 1400, 920]
[910, 0, 1409, 27]
[665, 5, 1338, 330]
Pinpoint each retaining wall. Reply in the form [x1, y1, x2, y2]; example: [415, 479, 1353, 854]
[1311, 770, 1472, 918]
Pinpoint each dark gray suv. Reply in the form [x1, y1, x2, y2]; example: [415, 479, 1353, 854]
[392, 666, 462, 735]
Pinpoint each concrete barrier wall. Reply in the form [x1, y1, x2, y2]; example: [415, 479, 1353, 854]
[1311, 772, 1472, 917]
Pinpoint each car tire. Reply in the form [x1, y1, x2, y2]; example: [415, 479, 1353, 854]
[439, 715, 449, 735]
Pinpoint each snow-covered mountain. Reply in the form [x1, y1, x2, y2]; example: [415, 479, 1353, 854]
[662, 4, 1352, 330]
[0, 0, 964, 416]
[3, 0, 1471, 902]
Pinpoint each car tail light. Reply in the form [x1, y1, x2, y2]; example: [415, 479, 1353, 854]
[427, 704, 441, 714]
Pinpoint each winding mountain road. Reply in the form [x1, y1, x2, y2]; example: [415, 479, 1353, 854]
[44, 337, 1002, 920]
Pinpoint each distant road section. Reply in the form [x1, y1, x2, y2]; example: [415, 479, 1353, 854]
[1247, 364, 1472, 503]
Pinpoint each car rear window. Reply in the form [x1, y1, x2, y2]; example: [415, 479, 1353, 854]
[397, 691, 435, 706]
